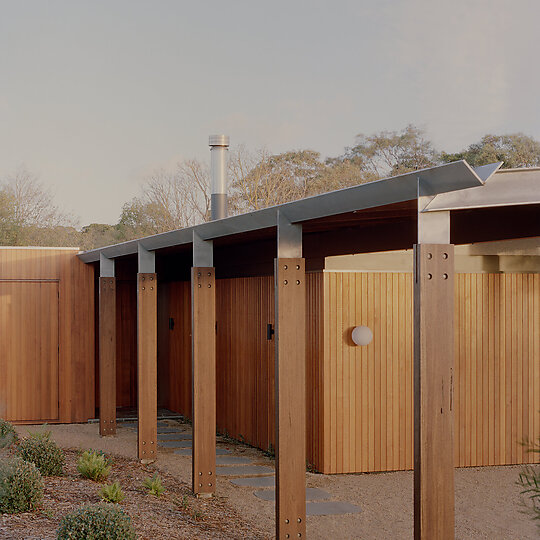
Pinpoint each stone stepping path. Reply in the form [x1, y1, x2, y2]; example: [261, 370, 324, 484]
[306, 501, 361, 516]
[159, 440, 192, 448]
[174, 448, 231, 456]
[230, 476, 275, 488]
[215, 456, 252, 465]
[254, 487, 330, 502]
[157, 432, 192, 441]
[158, 427, 185, 434]
[217, 465, 274, 476]
[118, 421, 172, 429]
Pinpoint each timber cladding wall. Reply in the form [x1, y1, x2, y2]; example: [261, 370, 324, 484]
[158, 271, 539, 475]
[0, 248, 95, 424]
[323, 271, 540, 474]
[157, 274, 324, 465]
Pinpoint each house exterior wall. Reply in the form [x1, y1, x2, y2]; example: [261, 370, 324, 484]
[155, 270, 539, 474]
[321, 271, 540, 473]
[0, 247, 95, 424]
[156, 274, 324, 468]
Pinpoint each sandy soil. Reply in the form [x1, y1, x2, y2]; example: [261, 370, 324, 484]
[5, 422, 538, 540]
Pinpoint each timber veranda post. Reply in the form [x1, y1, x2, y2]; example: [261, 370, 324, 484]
[414, 201, 455, 540]
[99, 253, 116, 436]
[275, 211, 307, 539]
[191, 232, 216, 497]
[137, 244, 158, 463]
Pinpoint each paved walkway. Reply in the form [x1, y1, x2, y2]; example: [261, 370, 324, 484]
[119, 419, 361, 517]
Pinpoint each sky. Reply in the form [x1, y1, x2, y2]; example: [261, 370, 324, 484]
[1, 0, 539, 225]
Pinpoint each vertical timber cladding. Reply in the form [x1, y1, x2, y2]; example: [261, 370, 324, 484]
[99, 277, 116, 435]
[0, 248, 94, 424]
[275, 258, 306, 540]
[414, 244, 455, 540]
[191, 268, 216, 496]
[137, 273, 158, 462]
[0, 281, 59, 422]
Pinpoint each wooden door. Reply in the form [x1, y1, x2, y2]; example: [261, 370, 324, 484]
[0, 281, 59, 422]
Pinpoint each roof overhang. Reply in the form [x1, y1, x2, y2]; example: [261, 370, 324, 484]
[79, 160, 487, 263]
[423, 164, 540, 212]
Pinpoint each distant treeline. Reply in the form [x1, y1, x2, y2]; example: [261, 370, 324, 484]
[1, 126, 539, 250]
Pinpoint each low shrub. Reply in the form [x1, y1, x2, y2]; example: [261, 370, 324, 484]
[0, 419, 19, 449]
[16, 431, 64, 476]
[77, 450, 111, 481]
[100, 482, 125, 503]
[56, 503, 136, 540]
[0, 457, 43, 513]
[142, 474, 165, 497]
[517, 437, 540, 530]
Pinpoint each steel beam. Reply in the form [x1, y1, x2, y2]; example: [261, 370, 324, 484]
[78, 160, 488, 263]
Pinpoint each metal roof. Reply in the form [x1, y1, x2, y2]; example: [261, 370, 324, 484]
[78, 160, 506, 264]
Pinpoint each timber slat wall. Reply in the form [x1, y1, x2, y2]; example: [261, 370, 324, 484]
[323, 271, 539, 473]
[158, 274, 323, 466]
[153, 270, 538, 474]
[0, 248, 94, 424]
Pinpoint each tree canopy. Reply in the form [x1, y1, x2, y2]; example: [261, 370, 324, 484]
[1, 127, 539, 249]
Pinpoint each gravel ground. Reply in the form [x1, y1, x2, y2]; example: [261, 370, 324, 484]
[2, 422, 537, 540]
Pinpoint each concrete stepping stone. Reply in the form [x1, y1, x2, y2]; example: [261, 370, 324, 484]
[217, 465, 274, 476]
[306, 501, 361, 516]
[157, 432, 192, 441]
[215, 456, 252, 465]
[157, 427, 183, 434]
[118, 421, 173, 429]
[159, 440, 192, 448]
[174, 448, 230, 456]
[230, 476, 275, 488]
[254, 488, 331, 502]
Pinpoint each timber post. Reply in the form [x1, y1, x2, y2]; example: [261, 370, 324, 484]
[275, 211, 307, 539]
[137, 243, 158, 462]
[414, 195, 455, 539]
[99, 253, 116, 436]
[191, 232, 216, 497]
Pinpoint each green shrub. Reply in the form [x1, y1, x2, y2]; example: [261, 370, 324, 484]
[0, 457, 43, 513]
[517, 438, 540, 530]
[56, 503, 136, 540]
[16, 431, 64, 476]
[77, 450, 111, 481]
[0, 419, 19, 449]
[142, 474, 165, 497]
[100, 482, 125, 503]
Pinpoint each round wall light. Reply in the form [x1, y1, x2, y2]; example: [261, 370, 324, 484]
[351, 325, 373, 346]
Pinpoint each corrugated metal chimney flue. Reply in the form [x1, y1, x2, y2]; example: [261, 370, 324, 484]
[209, 134, 229, 220]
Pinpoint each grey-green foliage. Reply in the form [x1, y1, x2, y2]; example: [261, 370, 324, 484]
[517, 438, 540, 531]
[0, 419, 19, 449]
[440, 133, 540, 169]
[56, 503, 137, 540]
[0, 457, 44, 513]
[16, 430, 64, 476]
[142, 474, 165, 497]
[99, 482, 125, 503]
[77, 450, 111, 482]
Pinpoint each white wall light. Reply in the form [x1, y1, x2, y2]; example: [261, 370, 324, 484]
[351, 326, 373, 346]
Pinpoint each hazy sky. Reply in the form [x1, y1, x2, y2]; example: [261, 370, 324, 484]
[1, 0, 539, 225]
